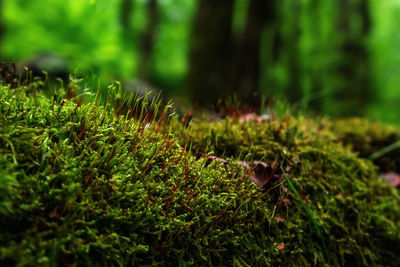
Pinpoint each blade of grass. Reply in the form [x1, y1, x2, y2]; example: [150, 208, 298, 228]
[280, 166, 332, 266]
[369, 140, 400, 161]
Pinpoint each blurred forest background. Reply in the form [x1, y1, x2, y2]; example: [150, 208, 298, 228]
[1, 0, 400, 124]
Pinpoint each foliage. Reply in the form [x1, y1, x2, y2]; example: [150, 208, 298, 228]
[0, 83, 399, 266]
[2, 0, 400, 122]
[2, 0, 195, 93]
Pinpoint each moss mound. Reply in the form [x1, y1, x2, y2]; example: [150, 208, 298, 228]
[328, 118, 400, 173]
[0, 84, 399, 266]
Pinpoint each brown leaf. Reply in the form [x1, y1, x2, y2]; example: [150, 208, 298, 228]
[250, 161, 272, 187]
[240, 160, 283, 188]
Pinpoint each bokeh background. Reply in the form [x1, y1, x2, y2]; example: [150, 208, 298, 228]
[1, 0, 400, 123]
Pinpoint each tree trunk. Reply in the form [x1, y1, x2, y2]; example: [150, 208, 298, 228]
[305, 0, 323, 112]
[335, 0, 371, 116]
[138, 0, 159, 81]
[229, 0, 275, 108]
[0, 0, 3, 59]
[120, 0, 134, 37]
[186, 0, 235, 107]
[285, 0, 302, 105]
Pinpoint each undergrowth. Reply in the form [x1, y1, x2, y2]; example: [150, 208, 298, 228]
[0, 80, 399, 266]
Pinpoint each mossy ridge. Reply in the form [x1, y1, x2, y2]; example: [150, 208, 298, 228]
[177, 114, 400, 266]
[0, 84, 302, 266]
[0, 83, 399, 266]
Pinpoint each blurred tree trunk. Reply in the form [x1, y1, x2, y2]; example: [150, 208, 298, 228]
[285, 1, 302, 105]
[306, 0, 323, 112]
[272, 28, 282, 64]
[120, 0, 134, 38]
[186, 0, 235, 106]
[335, 0, 371, 116]
[138, 0, 159, 81]
[229, 0, 275, 108]
[0, 0, 3, 58]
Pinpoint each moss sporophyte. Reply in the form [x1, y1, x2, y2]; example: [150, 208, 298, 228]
[0, 81, 399, 266]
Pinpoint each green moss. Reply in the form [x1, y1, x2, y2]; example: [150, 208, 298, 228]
[175, 115, 400, 266]
[327, 118, 400, 172]
[0, 84, 399, 266]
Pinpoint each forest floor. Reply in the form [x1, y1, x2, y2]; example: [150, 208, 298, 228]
[0, 79, 399, 266]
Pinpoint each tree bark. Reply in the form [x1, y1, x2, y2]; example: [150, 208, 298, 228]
[335, 0, 371, 116]
[305, 0, 323, 112]
[229, 0, 275, 108]
[138, 0, 159, 81]
[186, 0, 235, 106]
[0, 0, 3, 59]
[120, 0, 134, 37]
[285, 1, 302, 105]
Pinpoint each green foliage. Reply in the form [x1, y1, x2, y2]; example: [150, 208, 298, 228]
[4, 0, 128, 76]
[2, 0, 195, 93]
[0, 83, 399, 266]
[3, 0, 400, 122]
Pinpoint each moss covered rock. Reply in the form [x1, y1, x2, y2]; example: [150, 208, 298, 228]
[0, 85, 399, 266]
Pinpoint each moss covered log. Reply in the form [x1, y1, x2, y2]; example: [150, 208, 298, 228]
[0, 83, 399, 266]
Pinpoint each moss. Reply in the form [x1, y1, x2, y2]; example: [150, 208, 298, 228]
[175, 115, 400, 266]
[327, 118, 400, 173]
[0, 84, 399, 266]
